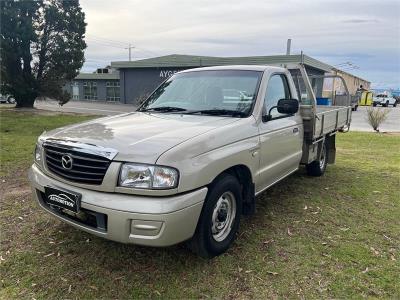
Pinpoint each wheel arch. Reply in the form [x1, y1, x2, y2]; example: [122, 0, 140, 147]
[210, 164, 255, 216]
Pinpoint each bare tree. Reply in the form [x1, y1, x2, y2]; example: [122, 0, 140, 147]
[365, 107, 390, 132]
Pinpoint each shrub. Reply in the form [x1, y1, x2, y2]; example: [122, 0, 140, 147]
[365, 107, 390, 132]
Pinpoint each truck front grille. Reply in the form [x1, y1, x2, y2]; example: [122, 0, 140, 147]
[43, 143, 111, 185]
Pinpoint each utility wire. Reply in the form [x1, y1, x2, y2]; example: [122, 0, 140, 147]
[86, 39, 127, 49]
[334, 61, 352, 67]
[85, 34, 161, 57]
[86, 34, 128, 47]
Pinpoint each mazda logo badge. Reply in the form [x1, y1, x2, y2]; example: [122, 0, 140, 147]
[61, 155, 73, 170]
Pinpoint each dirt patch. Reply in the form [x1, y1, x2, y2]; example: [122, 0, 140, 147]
[382, 132, 400, 136]
[2, 185, 31, 198]
[0, 168, 29, 196]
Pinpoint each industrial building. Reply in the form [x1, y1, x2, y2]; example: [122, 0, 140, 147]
[66, 68, 120, 102]
[332, 68, 371, 95]
[66, 54, 370, 105]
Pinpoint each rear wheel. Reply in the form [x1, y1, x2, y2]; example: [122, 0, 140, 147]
[373, 103, 377, 107]
[306, 141, 328, 177]
[393, 102, 397, 107]
[188, 174, 242, 258]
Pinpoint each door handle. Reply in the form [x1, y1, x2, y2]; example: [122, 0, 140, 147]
[293, 127, 299, 133]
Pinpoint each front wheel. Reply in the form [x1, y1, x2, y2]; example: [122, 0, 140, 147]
[306, 141, 328, 177]
[188, 174, 242, 258]
[393, 102, 397, 107]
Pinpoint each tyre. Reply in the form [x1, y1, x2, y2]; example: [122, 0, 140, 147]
[393, 102, 397, 107]
[373, 103, 377, 107]
[384, 101, 389, 107]
[306, 141, 328, 177]
[188, 173, 242, 258]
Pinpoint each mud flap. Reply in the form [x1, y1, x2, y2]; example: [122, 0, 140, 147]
[326, 134, 336, 164]
[242, 182, 255, 215]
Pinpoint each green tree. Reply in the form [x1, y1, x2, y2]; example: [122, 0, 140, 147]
[0, 0, 86, 108]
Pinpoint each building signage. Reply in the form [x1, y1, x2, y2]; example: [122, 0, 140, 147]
[159, 70, 180, 78]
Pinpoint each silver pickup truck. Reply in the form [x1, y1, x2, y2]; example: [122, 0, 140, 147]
[29, 64, 351, 258]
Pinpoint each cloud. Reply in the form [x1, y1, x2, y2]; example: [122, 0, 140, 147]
[79, 0, 400, 89]
[343, 19, 379, 23]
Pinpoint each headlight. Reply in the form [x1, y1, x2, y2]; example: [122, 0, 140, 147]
[34, 136, 46, 166]
[34, 143, 42, 163]
[119, 163, 179, 189]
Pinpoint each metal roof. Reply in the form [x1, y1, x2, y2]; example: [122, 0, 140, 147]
[75, 73, 120, 80]
[331, 67, 370, 84]
[179, 65, 279, 72]
[111, 54, 333, 72]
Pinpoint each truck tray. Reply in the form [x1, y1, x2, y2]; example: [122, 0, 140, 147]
[300, 105, 351, 142]
[314, 105, 351, 138]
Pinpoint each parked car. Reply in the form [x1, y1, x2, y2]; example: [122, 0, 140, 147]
[0, 94, 16, 104]
[29, 65, 352, 258]
[373, 93, 397, 107]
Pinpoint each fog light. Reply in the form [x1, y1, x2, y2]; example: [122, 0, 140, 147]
[130, 220, 163, 237]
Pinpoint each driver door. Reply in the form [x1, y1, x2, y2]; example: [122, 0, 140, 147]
[257, 73, 303, 192]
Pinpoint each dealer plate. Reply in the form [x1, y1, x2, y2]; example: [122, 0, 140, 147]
[44, 186, 81, 213]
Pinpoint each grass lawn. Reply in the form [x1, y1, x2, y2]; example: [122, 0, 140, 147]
[1, 109, 399, 299]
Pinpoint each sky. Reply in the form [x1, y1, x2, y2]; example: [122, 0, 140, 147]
[80, 0, 400, 89]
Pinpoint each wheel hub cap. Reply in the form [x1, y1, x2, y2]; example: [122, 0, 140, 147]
[217, 209, 228, 222]
[211, 191, 236, 242]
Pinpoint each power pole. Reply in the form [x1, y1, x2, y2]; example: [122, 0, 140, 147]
[125, 43, 135, 61]
[286, 39, 292, 55]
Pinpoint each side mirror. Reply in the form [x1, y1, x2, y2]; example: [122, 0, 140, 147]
[277, 98, 299, 114]
[262, 99, 299, 122]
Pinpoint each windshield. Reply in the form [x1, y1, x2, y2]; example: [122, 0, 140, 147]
[138, 70, 262, 117]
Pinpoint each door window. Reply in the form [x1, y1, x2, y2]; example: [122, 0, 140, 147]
[106, 81, 120, 102]
[264, 74, 291, 120]
[83, 82, 97, 100]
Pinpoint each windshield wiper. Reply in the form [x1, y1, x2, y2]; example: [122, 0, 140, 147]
[186, 109, 247, 117]
[140, 106, 187, 113]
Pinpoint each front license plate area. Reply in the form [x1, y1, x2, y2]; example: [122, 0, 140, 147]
[44, 186, 81, 213]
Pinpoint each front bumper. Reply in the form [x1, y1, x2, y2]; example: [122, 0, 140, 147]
[28, 164, 207, 246]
